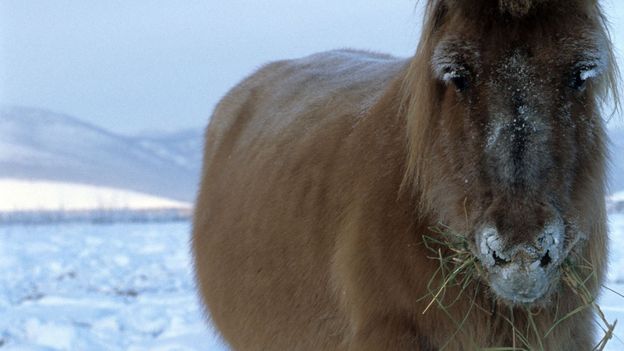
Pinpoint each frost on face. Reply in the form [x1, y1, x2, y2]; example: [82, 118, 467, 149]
[578, 44, 609, 81]
[580, 65, 603, 81]
[484, 50, 552, 186]
[431, 39, 480, 84]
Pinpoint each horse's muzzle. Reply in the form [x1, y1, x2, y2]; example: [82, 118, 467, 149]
[476, 222, 565, 304]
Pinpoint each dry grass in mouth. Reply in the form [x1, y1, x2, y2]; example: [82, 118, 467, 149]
[420, 224, 617, 351]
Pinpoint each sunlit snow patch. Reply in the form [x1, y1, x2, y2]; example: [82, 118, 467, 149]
[0, 179, 191, 212]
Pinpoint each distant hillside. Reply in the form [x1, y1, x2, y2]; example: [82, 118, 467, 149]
[0, 179, 190, 212]
[0, 179, 192, 224]
[0, 106, 203, 202]
[134, 128, 203, 173]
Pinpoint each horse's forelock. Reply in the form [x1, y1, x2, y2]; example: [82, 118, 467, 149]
[442, 0, 596, 17]
[497, 0, 547, 17]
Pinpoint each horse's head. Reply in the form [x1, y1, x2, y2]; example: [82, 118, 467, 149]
[407, 0, 616, 305]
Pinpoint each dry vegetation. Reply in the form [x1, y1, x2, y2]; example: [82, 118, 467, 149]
[421, 225, 617, 351]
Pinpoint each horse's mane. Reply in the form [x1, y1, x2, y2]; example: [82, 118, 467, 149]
[400, 0, 619, 212]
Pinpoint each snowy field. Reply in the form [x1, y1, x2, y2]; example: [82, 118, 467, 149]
[0, 221, 227, 351]
[1, 217, 624, 350]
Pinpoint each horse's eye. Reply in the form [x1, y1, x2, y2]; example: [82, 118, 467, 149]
[569, 65, 598, 91]
[438, 65, 470, 93]
[451, 75, 469, 92]
[569, 70, 587, 91]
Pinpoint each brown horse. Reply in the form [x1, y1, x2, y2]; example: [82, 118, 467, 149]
[193, 0, 618, 349]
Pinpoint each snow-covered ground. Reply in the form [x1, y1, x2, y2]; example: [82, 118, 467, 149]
[602, 214, 624, 351]
[1, 217, 624, 350]
[0, 221, 227, 351]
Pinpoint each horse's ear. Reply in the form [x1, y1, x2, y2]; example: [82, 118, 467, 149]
[498, 0, 545, 17]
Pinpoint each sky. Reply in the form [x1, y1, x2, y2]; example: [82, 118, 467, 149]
[0, 1, 622, 135]
[0, 0, 419, 135]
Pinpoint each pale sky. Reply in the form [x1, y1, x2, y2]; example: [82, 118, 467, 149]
[1, 1, 622, 135]
[0, 0, 419, 135]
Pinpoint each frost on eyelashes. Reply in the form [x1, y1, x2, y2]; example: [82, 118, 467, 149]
[578, 42, 609, 81]
[431, 40, 479, 82]
[579, 60, 607, 81]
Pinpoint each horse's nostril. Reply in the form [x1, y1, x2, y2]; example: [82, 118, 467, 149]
[540, 250, 552, 267]
[492, 251, 511, 266]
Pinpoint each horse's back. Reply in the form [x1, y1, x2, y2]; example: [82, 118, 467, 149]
[203, 49, 404, 165]
[193, 50, 406, 351]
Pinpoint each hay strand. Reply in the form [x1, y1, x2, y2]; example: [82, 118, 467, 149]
[421, 223, 618, 350]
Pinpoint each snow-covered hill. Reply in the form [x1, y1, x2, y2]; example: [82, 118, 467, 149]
[0, 179, 193, 224]
[608, 191, 624, 213]
[0, 106, 202, 203]
[0, 179, 190, 212]
[134, 129, 203, 172]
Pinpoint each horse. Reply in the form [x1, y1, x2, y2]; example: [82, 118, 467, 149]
[192, 0, 618, 349]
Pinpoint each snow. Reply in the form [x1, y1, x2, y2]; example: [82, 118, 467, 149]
[610, 191, 624, 203]
[0, 179, 191, 212]
[0, 217, 623, 350]
[608, 191, 624, 214]
[0, 221, 229, 351]
[602, 214, 624, 351]
[0, 106, 202, 203]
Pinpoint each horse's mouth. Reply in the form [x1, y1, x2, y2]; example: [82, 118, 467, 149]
[485, 261, 557, 305]
[472, 224, 586, 306]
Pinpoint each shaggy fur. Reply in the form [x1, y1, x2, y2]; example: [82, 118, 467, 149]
[499, 0, 546, 16]
[193, 1, 616, 350]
